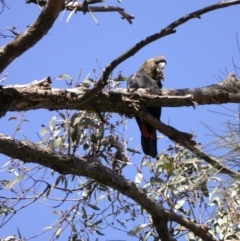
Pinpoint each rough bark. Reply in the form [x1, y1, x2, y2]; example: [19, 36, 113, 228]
[0, 74, 239, 117]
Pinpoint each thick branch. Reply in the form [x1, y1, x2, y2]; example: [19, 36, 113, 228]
[80, 1, 240, 104]
[0, 0, 64, 73]
[0, 134, 220, 241]
[0, 74, 239, 116]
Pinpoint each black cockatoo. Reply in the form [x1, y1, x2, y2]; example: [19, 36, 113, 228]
[127, 55, 166, 158]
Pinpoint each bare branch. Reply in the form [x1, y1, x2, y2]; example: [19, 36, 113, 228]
[186, 143, 237, 177]
[0, 133, 221, 241]
[0, 0, 64, 73]
[0, 0, 9, 14]
[167, 211, 219, 241]
[26, 0, 134, 24]
[78, 0, 240, 104]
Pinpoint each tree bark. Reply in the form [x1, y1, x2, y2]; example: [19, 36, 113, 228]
[0, 74, 239, 116]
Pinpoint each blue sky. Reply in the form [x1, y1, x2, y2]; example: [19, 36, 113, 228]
[1, 0, 240, 240]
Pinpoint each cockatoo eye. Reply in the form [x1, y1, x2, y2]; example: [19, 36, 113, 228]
[157, 62, 166, 69]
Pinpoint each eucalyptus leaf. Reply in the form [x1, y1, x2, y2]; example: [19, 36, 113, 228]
[56, 227, 62, 237]
[127, 147, 141, 154]
[88, 8, 99, 25]
[58, 112, 66, 120]
[6, 175, 23, 189]
[143, 230, 152, 241]
[82, 79, 93, 88]
[135, 172, 143, 185]
[66, 7, 77, 22]
[127, 224, 149, 236]
[181, 158, 201, 164]
[56, 74, 72, 80]
[49, 116, 57, 131]
[39, 126, 49, 136]
[95, 230, 104, 236]
[174, 200, 185, 210]
[71, 128, 78, 143]
[87, 203, 100, 211]
[150, 177, 164, 185]
[82, 206, 87, 219]
[51, 137, 63, 149]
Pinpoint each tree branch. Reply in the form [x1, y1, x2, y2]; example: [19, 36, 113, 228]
[0, 0, 64, 73]
[79, 0, 240, 103]
[140, 109, 238, 178]
[0, 134, 220, 241]
[0, 74, 239, 116]
[167, 211, 218, 241]
[26, 0, 135, 24]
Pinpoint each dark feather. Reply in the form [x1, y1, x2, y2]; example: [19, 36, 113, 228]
[127, 55, 166, 158]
